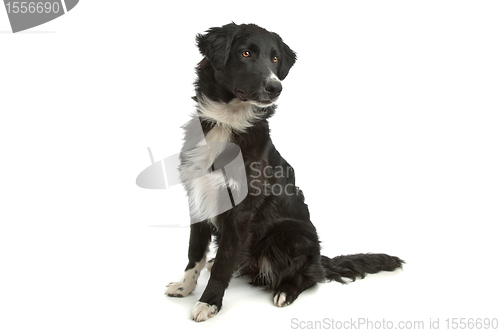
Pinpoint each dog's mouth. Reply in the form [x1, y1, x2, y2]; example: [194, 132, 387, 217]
[250, 99, 275, 107]
[236, 89, 277, 107]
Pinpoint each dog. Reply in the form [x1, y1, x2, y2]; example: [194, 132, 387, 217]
[165, 23, 404, 322]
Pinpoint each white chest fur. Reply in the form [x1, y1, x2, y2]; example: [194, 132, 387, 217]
[179, 97, 260, 224]
[179, 125, 232, 223]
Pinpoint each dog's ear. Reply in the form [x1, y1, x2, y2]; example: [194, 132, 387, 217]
[196, 23, 239, 71]
[275, 33, 297, 80]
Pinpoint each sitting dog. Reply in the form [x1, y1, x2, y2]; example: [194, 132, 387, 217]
[165, 23, 404, 322]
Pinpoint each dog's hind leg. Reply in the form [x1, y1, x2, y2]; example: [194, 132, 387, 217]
[273, 279, 317, 307]
[165, 221, 212, 297]
[271, 254, 324, 307]
[252, 219, 325, 307]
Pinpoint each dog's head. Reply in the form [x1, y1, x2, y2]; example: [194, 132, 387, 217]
[196, 23, 296, 107]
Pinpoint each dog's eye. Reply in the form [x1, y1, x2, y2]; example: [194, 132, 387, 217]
[273, 56, 278, 63]
[242, 51, 251, 58]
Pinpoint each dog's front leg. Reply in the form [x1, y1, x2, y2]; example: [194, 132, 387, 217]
[165, 221, 211, 297]
[192, 219, 248, 322]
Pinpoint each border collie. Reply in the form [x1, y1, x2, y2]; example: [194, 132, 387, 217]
[165, 23, 404, 322]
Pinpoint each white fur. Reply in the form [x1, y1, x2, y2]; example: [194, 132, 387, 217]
[192, 301, 218, 322]
[197, 95, 263, 133]
[273, 292, 289, 307]
[179, 122, 232, 222]
[180, 96, 254, 223]
[185, 171, 229, 222]
[257, 256, 273, 286]
[165, 258, 206, 297]
[268, 71, 281, 82]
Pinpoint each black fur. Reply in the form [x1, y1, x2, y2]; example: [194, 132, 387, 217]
[170, 23, 404, 321]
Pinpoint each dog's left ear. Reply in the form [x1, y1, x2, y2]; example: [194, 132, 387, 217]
[274, 33, 297, 80]
[196, 23, 239, 71]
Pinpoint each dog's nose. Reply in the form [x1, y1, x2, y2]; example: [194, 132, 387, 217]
[265, 80, 282, 98]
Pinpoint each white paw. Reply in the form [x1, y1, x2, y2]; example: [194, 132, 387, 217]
[273, 292, 289, 307]
[165, 261, 205, 297]
[165, 280, 194, 297]
[192, 301, 218, 322]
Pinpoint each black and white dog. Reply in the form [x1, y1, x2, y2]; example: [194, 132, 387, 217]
[165, 23, 404, 322]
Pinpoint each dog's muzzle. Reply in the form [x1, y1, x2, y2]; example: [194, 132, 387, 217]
[265, 80, 282, 100]
[236, 80, 282, 105]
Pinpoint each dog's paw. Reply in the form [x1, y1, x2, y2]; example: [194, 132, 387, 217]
[273, 292, 291, 307]
[192, 301, 218, 322]
[165, 264, 205, 297]
[165, 281, 194, 298]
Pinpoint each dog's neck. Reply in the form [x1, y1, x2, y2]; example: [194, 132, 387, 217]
[195, 94, 275, 134]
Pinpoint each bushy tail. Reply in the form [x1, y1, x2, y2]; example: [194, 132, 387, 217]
[321, 253, 404, 284]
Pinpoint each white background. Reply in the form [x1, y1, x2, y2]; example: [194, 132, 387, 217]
[1, 1, 499, 331]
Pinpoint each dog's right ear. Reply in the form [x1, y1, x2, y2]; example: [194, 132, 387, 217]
[274, 33, 297, 80]
[196, 23, 239, 71]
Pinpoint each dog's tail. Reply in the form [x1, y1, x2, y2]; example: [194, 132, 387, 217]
[321, 253, 404, 284]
